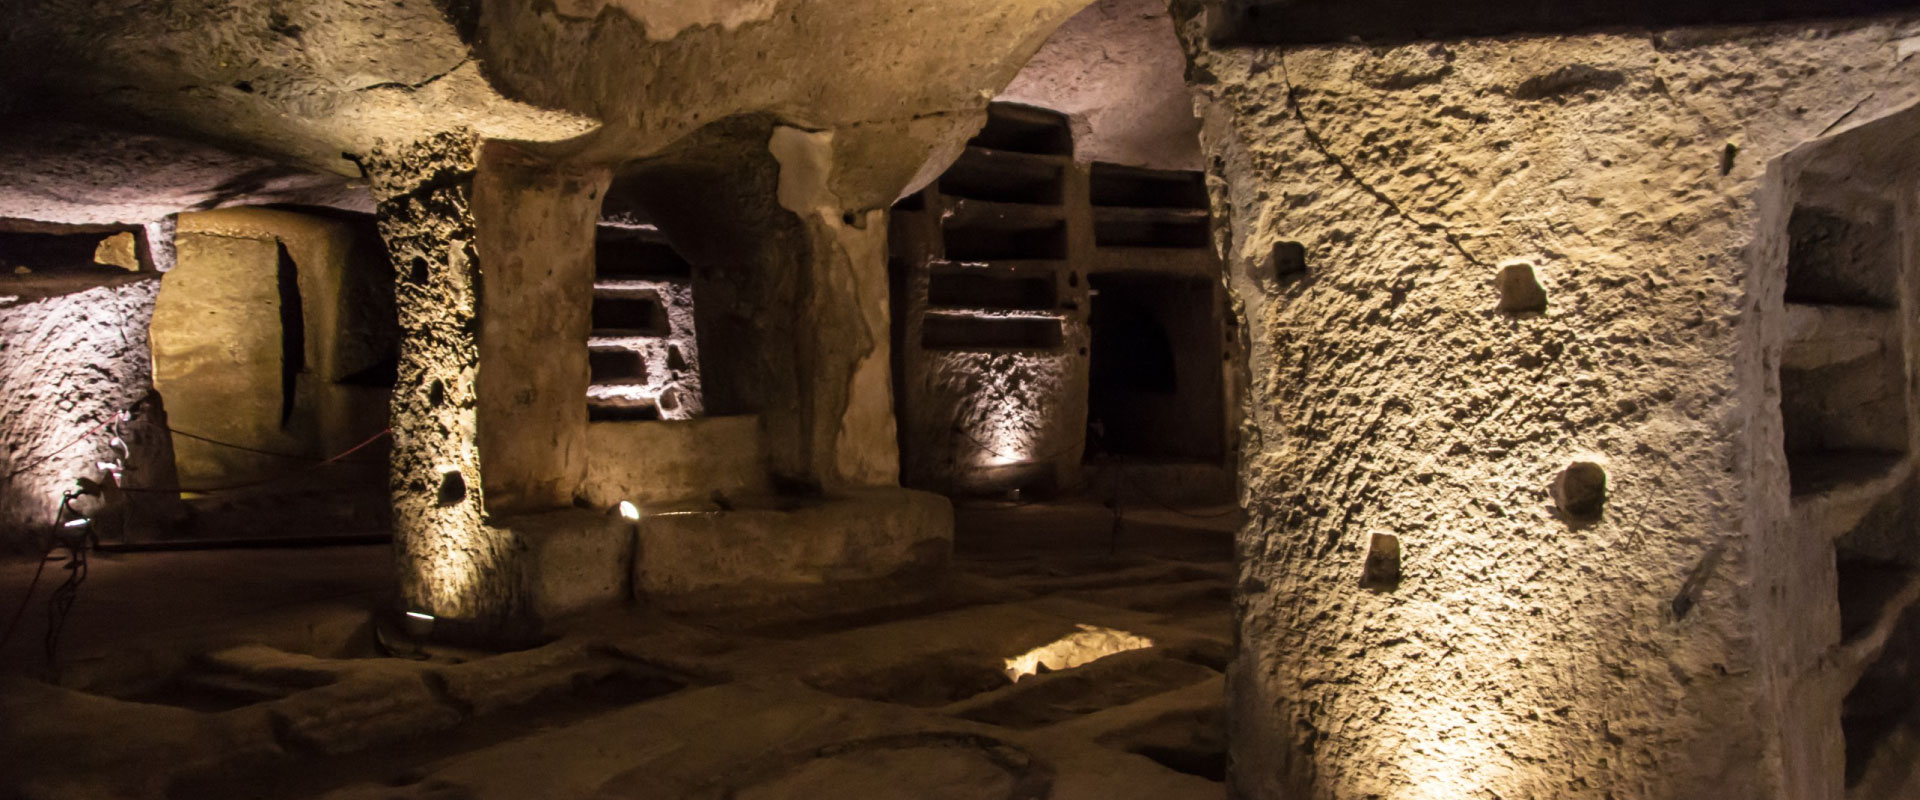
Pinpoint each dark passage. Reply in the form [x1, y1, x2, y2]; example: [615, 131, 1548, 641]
[1086, 274, 1223, 461]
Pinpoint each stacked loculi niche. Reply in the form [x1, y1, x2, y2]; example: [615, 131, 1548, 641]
[890, 103, 1231, 498]
[588, 224, 702, 422]
[1780, 168, 1920, 791]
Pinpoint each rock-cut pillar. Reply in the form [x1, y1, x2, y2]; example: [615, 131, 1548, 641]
[361, 131, 609, 625]
[362, 131, 500, 621]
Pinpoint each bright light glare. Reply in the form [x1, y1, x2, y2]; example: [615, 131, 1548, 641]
[1003, 624, 1153, 682]
[405, 611, 434, 621]
[62, 519, 90, 529]
[618, 501, 640, 520]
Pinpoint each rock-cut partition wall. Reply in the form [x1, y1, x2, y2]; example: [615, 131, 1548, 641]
[0, 273, 173, 550]
[1173, 7, 1920, 798]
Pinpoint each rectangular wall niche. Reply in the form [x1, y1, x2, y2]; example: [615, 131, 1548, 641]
[943, 220, 1069, 263]
[1777, 167, 1920, 790]
[890, 100, 1232, 499]
[590, 295, 669, 337]
[927, 272, 1058, 311]
[1089, 164, 1209, 209]
[1089, 164, 1213, 251]
[588, 225, 703, 422]
[1780, 198, 1909, 498]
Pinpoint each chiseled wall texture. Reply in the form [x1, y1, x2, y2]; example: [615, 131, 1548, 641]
[473, 155, 609, 513]
[0, 274, 170, 551]
[1172, 10, 1920, 798]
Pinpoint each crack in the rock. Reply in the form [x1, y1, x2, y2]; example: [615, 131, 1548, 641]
[1820, 91, 1876, 137]
[358, 58, 471, 93]
[1277, 52, 1489, 269]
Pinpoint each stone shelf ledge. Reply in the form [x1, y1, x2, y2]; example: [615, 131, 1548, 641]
[943, 196, 1070, 226]
[934, 257, 1069, 274]
[588, 331, 669, 347]
[961, 143, 1072, 166]
[591, 277, 679, 294]
[922, 307, 1073, 321]
[1088, 247, 1217, 276]
[1782, 303, 1900, 371]
[1789, 452, 1912, 541]
[1090, 206, 1211, 225]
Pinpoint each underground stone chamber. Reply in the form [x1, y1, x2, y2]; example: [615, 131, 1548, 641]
[9, 1, 1920, 799]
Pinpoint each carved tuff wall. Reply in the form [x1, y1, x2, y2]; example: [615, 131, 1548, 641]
[1173, 8, 1920, 797]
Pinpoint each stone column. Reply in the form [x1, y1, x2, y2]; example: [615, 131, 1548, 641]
[364, 132, 615, 627]
[362, 131, 501, 621]
[1169, 8, 1920, 799]
[771, 126, 901, 490]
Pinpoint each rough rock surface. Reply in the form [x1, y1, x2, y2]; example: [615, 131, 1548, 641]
[361, 131, 502, 621]
[0, 272, 173, 551]
[1172, 8, 1920, 798]
[999, 0, 1204, 170]
[921, 351, 1085, 490]
[0, 120, 373, 227]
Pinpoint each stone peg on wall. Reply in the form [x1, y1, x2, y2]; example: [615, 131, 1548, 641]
[1552, 460, 1609, 519]
[1359, 533, 1401, 591]
[1495, 260, 1548, 312]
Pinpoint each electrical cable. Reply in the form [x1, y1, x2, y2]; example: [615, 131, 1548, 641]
[119, 427, 391, 496]
[3, 415, 118, 481]
[37, 489, 93, 666]
[164, 426, 380, 464]
[43, 536, 86, 665]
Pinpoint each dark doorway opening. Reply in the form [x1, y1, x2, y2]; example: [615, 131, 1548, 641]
[1085, 273, 1223, 461]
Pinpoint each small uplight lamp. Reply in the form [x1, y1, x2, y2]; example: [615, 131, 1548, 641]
[617, 501, 640, 521]
[402, 610, 435, 637]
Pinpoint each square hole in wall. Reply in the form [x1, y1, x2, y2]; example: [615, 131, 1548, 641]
[1089, 164, 1209, 210]
[588, 348, 648, 386]
[967, 104, 1073, 156]
[596, 234, 693, 280]
[1788, 203, 1900, 308]
[1093, 215, 1212, 250]
[943, 221, 1069, 262]
[927, 272, 1058, 310]
[940, 151, 1066, 206]
[591, 295, 669, 336]
[588, 400, 662, 423]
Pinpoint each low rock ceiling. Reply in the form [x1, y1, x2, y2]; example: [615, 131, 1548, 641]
[0, 0, 1103, 225]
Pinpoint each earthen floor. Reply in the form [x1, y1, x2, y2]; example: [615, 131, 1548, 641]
[0, 500, 1236, 800]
